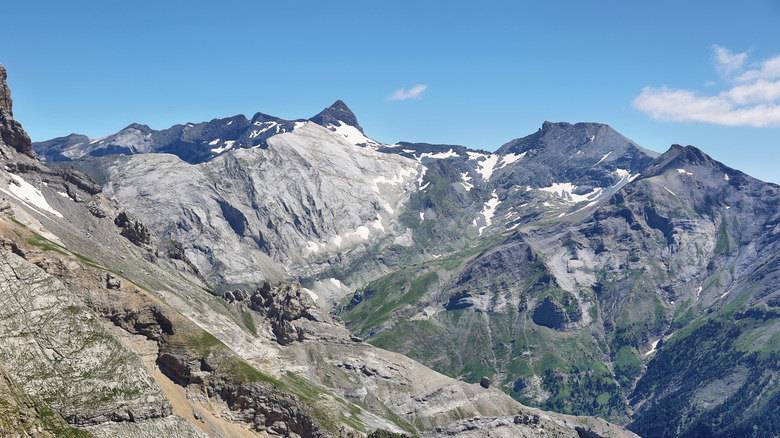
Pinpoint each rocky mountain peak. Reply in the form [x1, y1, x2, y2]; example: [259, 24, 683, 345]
[309, 99, 364, 133]
[0, 62, 34, 158]
[641, 143, 727, 180]
[0, 63, 13, 117]
[122, 122, 153, 133]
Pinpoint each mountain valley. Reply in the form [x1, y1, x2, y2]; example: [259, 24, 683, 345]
[1, 59, 779, 438]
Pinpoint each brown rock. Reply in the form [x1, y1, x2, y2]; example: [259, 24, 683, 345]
[0, 63, 35, 158]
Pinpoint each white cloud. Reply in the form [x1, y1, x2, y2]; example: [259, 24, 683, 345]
[634, 86, 780, 127]
[634, 47, 780, 127]
[713, 45, 747, 78]
[737, 54, 780, 82]
[725, 79, 780, 104]
[388, 84, 427, 101]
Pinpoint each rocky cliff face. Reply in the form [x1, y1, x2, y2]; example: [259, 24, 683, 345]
[0, 63, 34, 158]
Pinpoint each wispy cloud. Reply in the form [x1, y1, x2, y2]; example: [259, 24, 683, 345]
[388, 84, 427, 101]
[737, 54, 780, 82]
[634, 47, 780, 127]
[713, 45, 747, 78]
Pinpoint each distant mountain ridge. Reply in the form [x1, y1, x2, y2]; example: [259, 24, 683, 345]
[34, 100, 373, 164]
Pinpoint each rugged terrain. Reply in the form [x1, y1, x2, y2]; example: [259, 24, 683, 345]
[17, 53, 780, 438]
[0, 61, 639, 437]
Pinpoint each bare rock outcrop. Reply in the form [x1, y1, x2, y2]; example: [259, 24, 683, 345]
[0, 63, 34, 158]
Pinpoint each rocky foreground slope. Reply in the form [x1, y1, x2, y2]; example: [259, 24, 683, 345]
[0, 62, 636, 437]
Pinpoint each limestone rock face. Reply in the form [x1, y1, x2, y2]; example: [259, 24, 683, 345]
[92, 121, 421, 288]
[0, 363, 82, 438]
[0, 63, 34, 158]
[0, 249, 171, 425]
[0, 63, 12, 116]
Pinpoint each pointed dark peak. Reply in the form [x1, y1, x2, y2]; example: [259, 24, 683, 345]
[251, 112, 290, 124]
[309, 100, 364, 133]
[121, 123, 153, 133]
[639, 144, 757, 188]
[647, 144, 720, 173]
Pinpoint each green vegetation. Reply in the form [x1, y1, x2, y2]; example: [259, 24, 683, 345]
[223, 359, 284, 387]
[630, 301, 780, 437]
[613, 346, 642, 385]
[715, 219, 730, 254]
[344, 270, 439, 334]
[241, 310, 258, 336]
[184, 330, 225, 357]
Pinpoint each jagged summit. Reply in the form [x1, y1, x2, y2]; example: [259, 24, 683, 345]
[308, 99, 364, 133]
[0, 63, 13, 116]
[33, 100, 374, 163]
[0, 62, 34, 158]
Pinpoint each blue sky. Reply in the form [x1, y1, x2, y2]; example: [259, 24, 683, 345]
[2, 1, 779, 183]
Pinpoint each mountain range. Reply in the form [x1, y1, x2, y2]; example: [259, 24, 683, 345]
[1, 59, 779, 437]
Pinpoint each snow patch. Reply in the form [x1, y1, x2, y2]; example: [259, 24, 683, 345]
[2, 174, 63, 217]
[347, 226, 370, 240]
[371, 218, 385, 232]
[474, 190, 500, 236]
[328, 121, 378, 147]
[373, 167, 417, 194]
[724, 173, 730, 181]
[593, 151, 612, 166]
[329, 278, 346, 289]
[418, 166, 428, 187]
[499, 152, 526, 168]
[56, 191, 69, 198]
[475, 154, 500, 180]
[208, 139, 220, 145]
[250, 122, 278, 139]
[644, 339, 660, 357]
[306, 241, 319, 254]
[467, 151, 488, 161]
[677, 168, 693, 176]
[461, 172, 474, 191]
[613, 169, 636, 187]
[664, 187, 677, 197]
[211, 140, 235, 154]
[416, 149, 458, 161]
[332, 235, 343, 247]
[538, 182, 603, 203]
